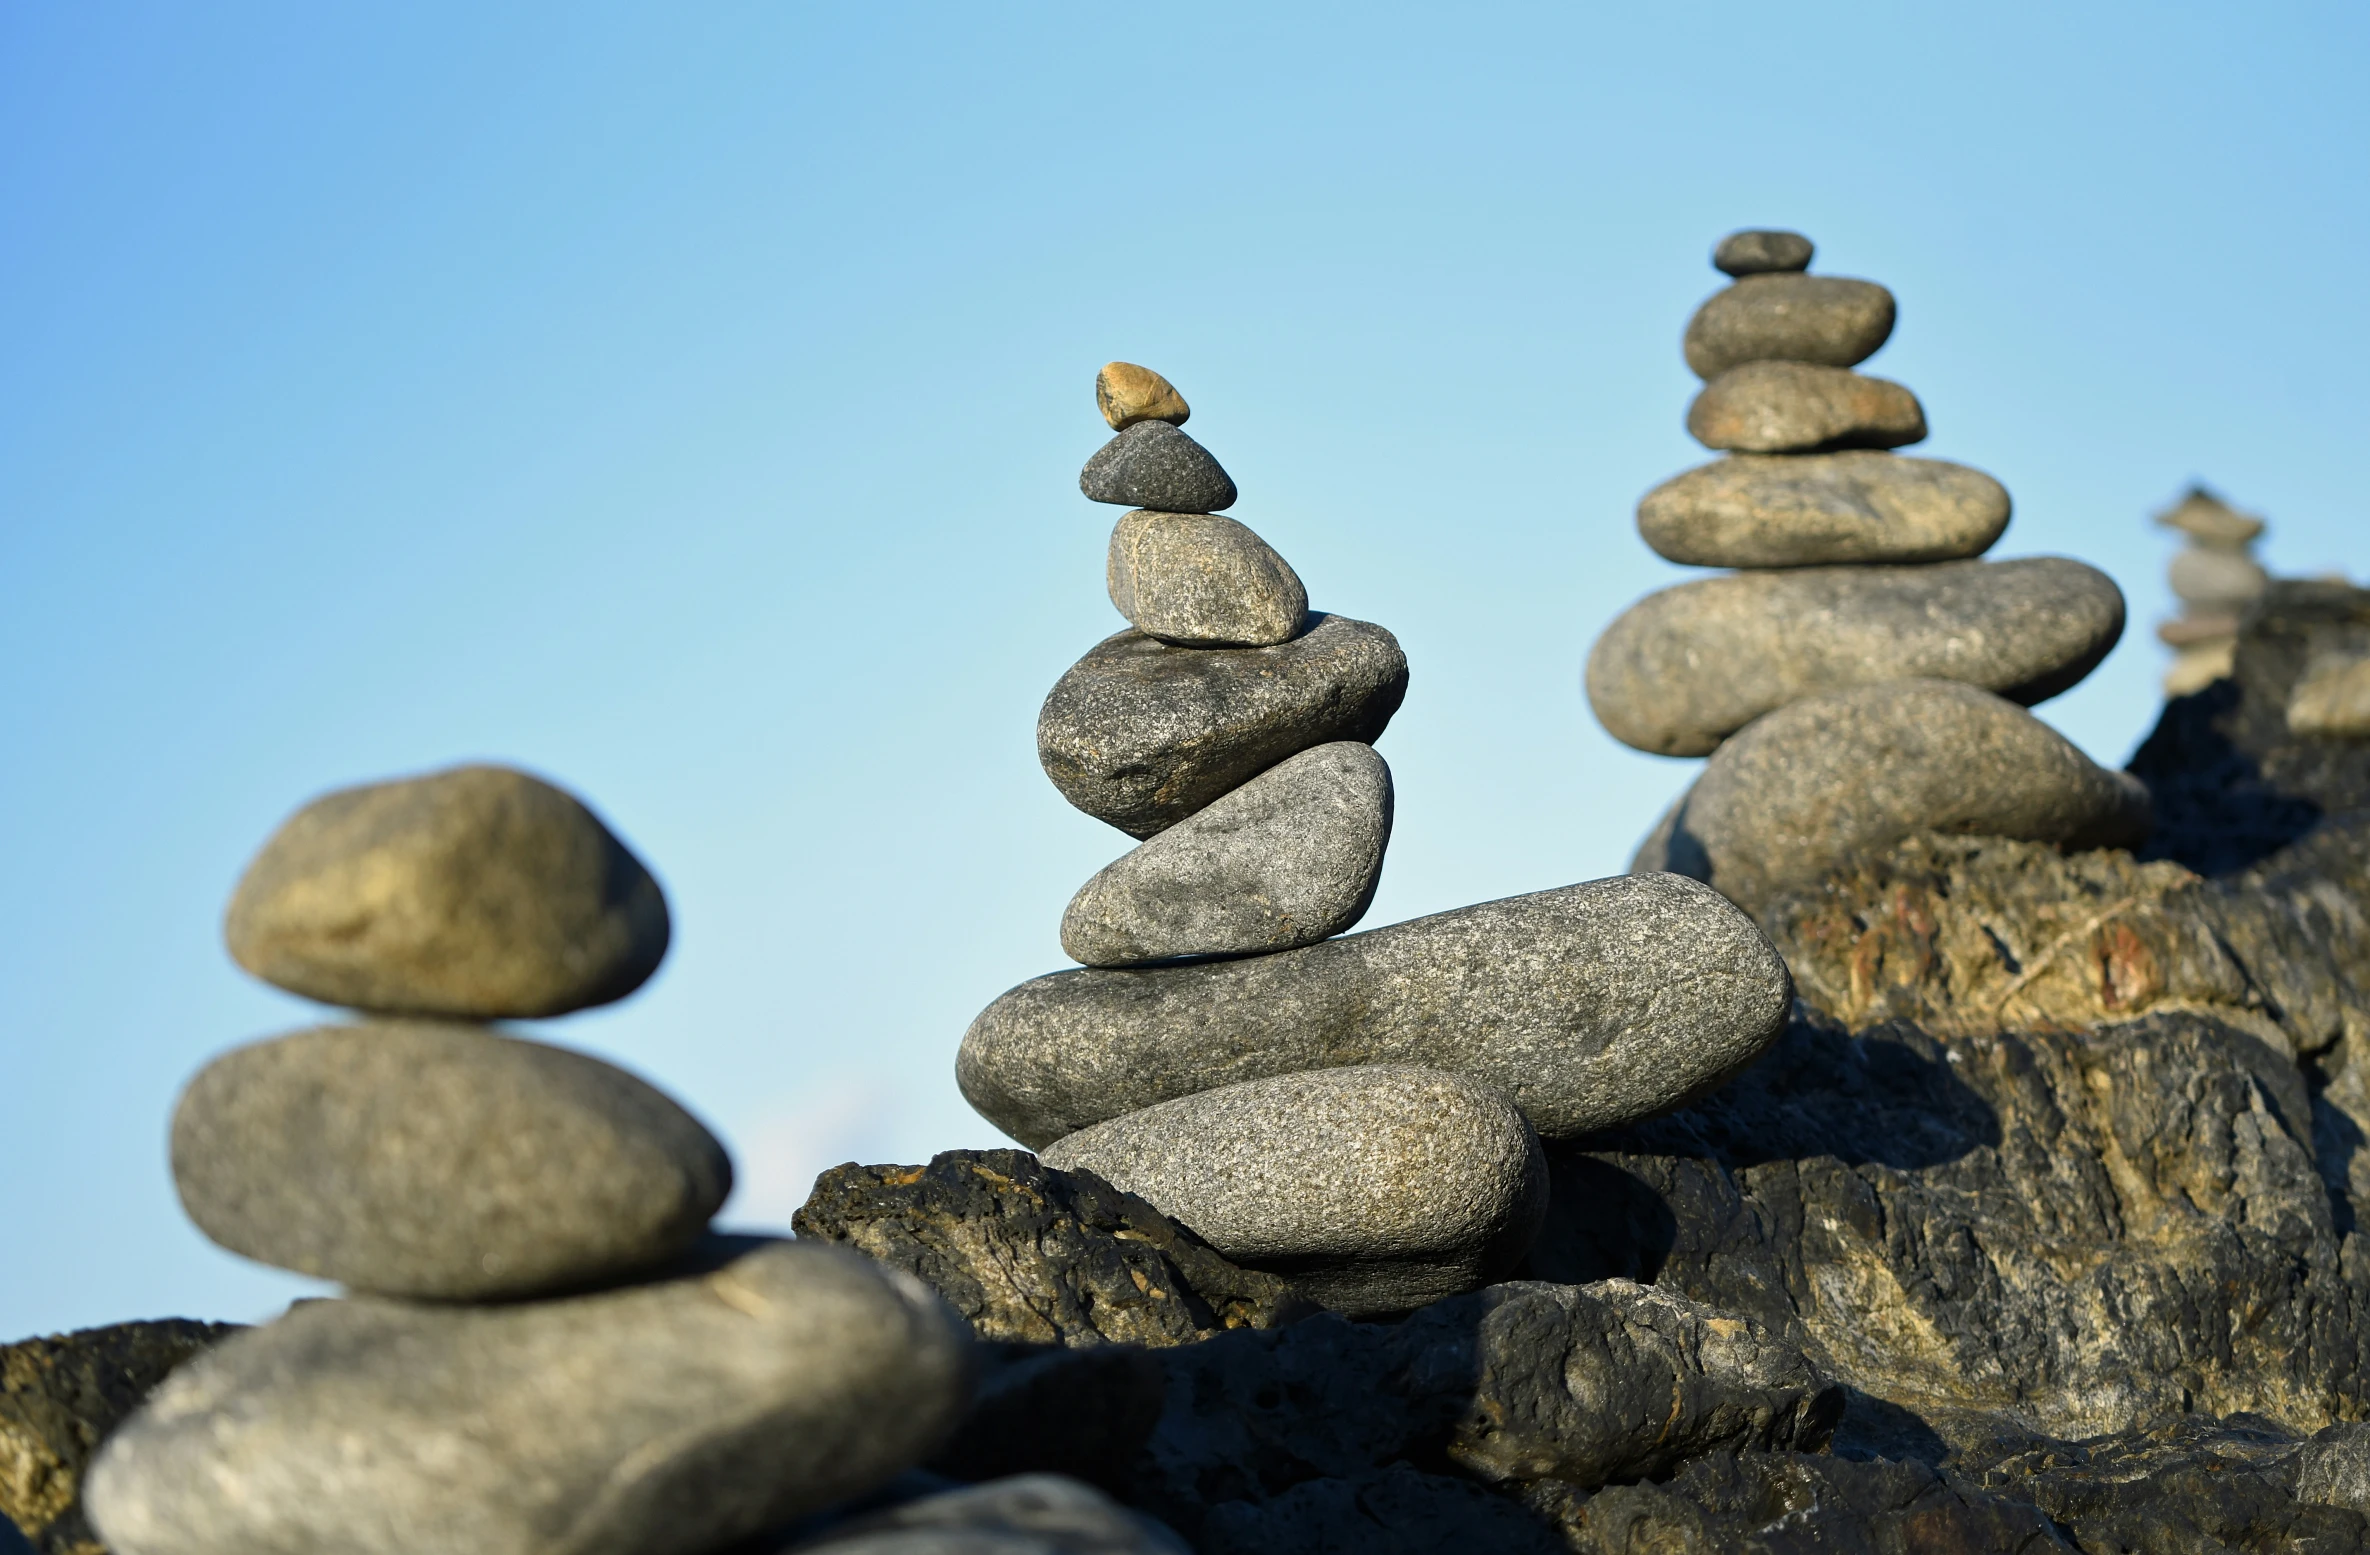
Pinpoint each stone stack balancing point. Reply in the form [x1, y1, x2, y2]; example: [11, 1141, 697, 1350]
[1590, 228, 2148, 912]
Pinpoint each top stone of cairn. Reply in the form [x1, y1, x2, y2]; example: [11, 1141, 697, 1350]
[1714, 229, 1814, 277]
[2155, 485, 2266, 550]
[1096, 361, 1191, 431]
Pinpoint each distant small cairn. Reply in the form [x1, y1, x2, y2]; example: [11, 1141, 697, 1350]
[2154, 485, 2270, 695]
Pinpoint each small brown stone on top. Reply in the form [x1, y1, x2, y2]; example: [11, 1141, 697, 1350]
[1714, 229, 1815, 277]
[1095, 362, 1190, 431]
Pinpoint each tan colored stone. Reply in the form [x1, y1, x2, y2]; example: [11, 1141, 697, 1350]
[1095, 362, 1190, 431]
[2289, 652, 2370, 737]
[2154, 486, 2265, 550]
[1683, 274, 1895, 379]
[1686, 361, 1925, 454]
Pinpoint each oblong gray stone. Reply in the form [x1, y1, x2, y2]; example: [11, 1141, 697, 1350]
[1713, 229, 1814, 278]
[1586, 557, 2126, 757]
[83, 1241, 973, 1555]
[1080, 423, 1237, 514]
[225, 764, 669, 1019]
[1631, 679, 2153, 916]
[959, 873, 1792, 1149]
[1038, 615, 1407, 839]
[171, 1021, 732, 1299]
[1686, 361, 1926, 454]
[1041, 1065, 1547, 1316]
[1637, 452, 2010, 569]
[1683, 274, 1895, 379]
[1061, 742, 1391, 966]
[1105, 510, 1307, 648]
[2169, 546, 2270, 612]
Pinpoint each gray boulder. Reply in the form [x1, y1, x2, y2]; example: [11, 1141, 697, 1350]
[1631, 679, 2152, 915]
[1041, 1066, 1546, 1315]
[171, 1021, 731, 1299]
[224, 763, 669, 1019]
[1683, 274, 1895, 379]
[785, 1476, 1189, 1555]
[1080, 423, 1236, 514]
[1712, 228, 1814, 277]
[960, 873, 1791, 1149]
[1061, 742, 1390, 966]
[1586, 557, 2125, 757]
[1105, 510, 1306, 648]
[83, 1241, 973, 1555]
[1038, 616, 1407, 839]
[1686, 361, 1926, 453]
[1636, 451, 2010, 569]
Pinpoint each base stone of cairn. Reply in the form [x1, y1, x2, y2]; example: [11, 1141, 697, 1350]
[1595, 228, 2148, 911]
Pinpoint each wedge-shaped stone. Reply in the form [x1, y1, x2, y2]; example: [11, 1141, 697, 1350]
[1587, 557, 2125, 757]
[1095, 361, 1191, 431]
[1039, 615, 1407, 839]
[1106, 510, 1307, 648]
[225, 763, 669, 1019]
[83, 1241, 973, 1555]
[1042, 1066, 1546, 1316]
[1684, 274, 1895, 379]
[1687, 361, 1925, 454]
[1062, 742, 1390, 966]
[960, 873, 1791, 1149]
[1632, 679, 2153, 916]
[172, 1021, 731, 1299]
[1080, 422, 1237, 513]
[1637, 451, 2010, 569]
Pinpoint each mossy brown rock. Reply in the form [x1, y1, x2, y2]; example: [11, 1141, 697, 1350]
[1683, 273, 1896, 379]
[1686, 361, 1926, 453]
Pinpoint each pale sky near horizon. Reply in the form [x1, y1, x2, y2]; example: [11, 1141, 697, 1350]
[3, 2, 2365, 1339]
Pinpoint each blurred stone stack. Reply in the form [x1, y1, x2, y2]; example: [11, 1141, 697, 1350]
[956, 365, 1798, 1316]
[78, 767, 981, 1555]
[2156, 485, 2270, 695]
[1602, 229, 2152, 915]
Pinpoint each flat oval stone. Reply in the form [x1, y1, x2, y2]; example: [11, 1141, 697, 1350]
[1038, 615, 1407, 839]
[1586, 558, 2126, 757]
[1631, 679, 2153, 916]
[960, 873, 1791, 1148]
[1713, 229, 1814, 277]
[2154, 486, 2265, 549]
[83, 1241, 973, 1555]
[224, 764, 669, 1019]
[1106, 510, 1307, 648]
[1080, 422, 1236, 513]
[1683, 274, 1895, 379]
[1687, 362, 1926, 453]
[1095, 361, 1190, 431]
[1062, 742, 1391, 967]
[171, 1021, 731, 1299]
[1637, 451, 2010, 568]
[1041, 1065, 1547, 1316]
[2169, 547, 2270, 612]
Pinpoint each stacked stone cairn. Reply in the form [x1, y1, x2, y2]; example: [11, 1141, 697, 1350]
[2155, 484, 2271, 695]
[1602, 229, 2154, 915]
[79, 766, 986, 1555]
[957, 363, 1798, 1316]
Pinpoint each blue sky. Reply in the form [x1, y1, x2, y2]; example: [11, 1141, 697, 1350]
[3, 2, 2364, 1337]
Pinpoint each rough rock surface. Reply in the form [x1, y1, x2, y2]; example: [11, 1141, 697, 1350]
[1079, 423, 1236, 514]
[1037, 615, 1407, 839]
[1587, 557, 2125, 756]
[1095, 362, 1189, 431]
[1105, 510, 1306, 648]
[170, 1021, 731, 1299]
[1682, 273, 1896, 379]
[85, 1242, 972, 1555]
[223, 763, 670, 1019]
[962, 874, 1792, 1149]
[1687, 360, 1926, 453]
[1, 1322, 240, 1555]
[1633, 679, 2153, 914]
[1060, 742, 1390, 967]
[1041, 1067, 1546, 1315]
[1712, 228, 1814, 277]
[2292, 650, 2370, 737]
[1636, 450, 2010, 569]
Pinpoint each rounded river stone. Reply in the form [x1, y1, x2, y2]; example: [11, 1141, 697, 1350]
[1637, 451, 2010, 569]
[1631, 679, 2153, 916]
[224, 763, 669, 1020]
[83, 1241, 973, 1555]
[960, 873, 1791, 1149]
[1042, 1065, 1547, 1317]
[1687, 362, 1926, 454]
[1586, 557, 2126, 757]
[1106, 510, 1307, 648]
[172, 1021, 732, 1299]
[1713, 229, 1814, 277]
[1683, 274, 1895, 379]
[1062, 742, 1391, 967]
[2169, 547, 2269, 613]
[1038, 614, 1408, 839]
[1080, 422, 1237, 514]
[1095, 361, 1190, 431]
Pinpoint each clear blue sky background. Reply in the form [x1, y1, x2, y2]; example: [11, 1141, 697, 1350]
[4, 3, 2364, 1338]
